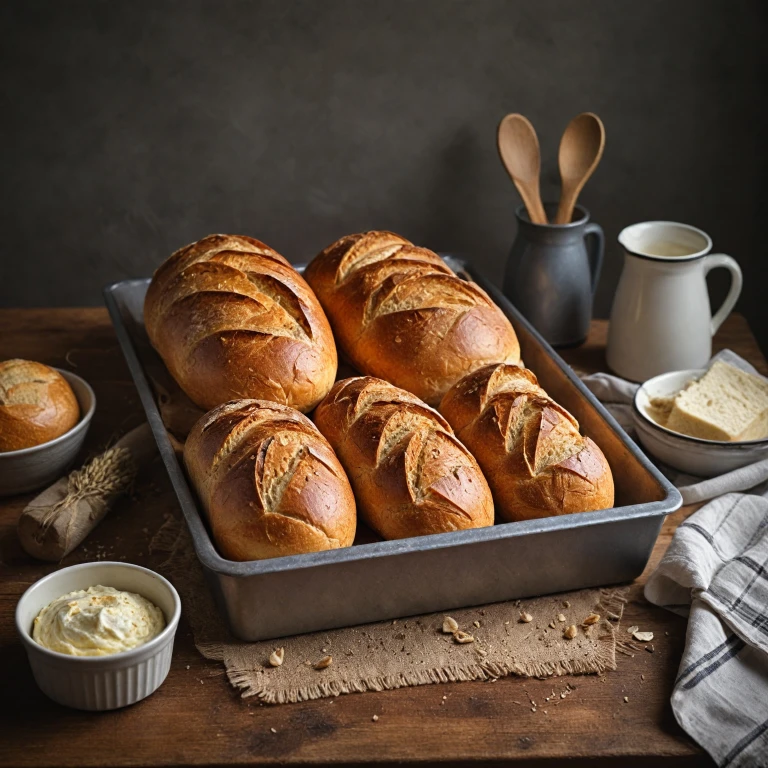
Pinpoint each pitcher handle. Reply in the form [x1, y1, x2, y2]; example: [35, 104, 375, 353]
[704, 254, 743, 336]
[583, 222, 605, 296]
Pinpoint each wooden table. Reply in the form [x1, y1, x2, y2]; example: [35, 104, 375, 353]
[1, 309, 765, 768]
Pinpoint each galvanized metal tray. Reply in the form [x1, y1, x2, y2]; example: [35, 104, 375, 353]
[104, 259, 681, 641]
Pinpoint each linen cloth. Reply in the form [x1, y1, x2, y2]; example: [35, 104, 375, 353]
[582, 351, 768, 767]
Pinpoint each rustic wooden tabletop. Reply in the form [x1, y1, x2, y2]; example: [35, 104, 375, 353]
[1, 309, 764, 768]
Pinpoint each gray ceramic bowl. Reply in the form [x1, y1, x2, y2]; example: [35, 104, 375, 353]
[0, 369, 96, 496]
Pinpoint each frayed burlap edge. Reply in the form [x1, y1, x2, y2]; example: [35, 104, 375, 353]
[224, 588, 626, 705]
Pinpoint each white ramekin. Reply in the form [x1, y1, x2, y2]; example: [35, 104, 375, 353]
[16, 561, 181, 710]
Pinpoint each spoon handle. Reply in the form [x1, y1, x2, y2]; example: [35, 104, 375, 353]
[554, 191, 577, 226]
[525, 189, 548, 226]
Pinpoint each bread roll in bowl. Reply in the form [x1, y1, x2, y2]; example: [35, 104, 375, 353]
[313, 376, 494, 540]
[0, 359, 80, 452]
[304, 231, 520, 405]
[184, 399, 356, 561]
[439, 364, 614, 522]
[144, 234, 337, 413]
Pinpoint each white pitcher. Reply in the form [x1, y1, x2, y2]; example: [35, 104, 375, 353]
[607, 221, 742, 382]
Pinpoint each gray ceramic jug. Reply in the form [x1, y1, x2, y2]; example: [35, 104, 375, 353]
[503, 203, 604, 347]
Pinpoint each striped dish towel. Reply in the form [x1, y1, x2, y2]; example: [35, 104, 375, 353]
[644, 493, 768, 767]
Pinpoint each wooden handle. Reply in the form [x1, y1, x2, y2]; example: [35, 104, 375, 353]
[17, 423, 156, 562]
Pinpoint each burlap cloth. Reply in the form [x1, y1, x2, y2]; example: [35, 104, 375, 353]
[152, 516, 628, 705]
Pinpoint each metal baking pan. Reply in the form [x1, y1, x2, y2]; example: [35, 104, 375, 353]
[104, 258, 681, 641]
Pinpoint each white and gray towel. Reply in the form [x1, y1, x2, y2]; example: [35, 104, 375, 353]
[644, 493, 768, 767]
[582, 351, 768, 767]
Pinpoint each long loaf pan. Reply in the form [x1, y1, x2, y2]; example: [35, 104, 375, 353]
[104, 259, 681, 641]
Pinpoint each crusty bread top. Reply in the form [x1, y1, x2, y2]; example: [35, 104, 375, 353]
[184, 399, 356, 560]
[144, 234, 337, 412]
[439, 363, 614, 522]
[440, 363, 586, 472]
[0, 359, 80, 451]
[303, 231, 520, 405]
[313, 376, 494, 539]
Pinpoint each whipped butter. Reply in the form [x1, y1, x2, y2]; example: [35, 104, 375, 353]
[33, 585, 165, 656]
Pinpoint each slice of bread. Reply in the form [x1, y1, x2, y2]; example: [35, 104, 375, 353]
[664, 360, 768, 441]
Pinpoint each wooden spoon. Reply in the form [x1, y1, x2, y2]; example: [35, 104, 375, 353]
[554, 112, 605, 225]
[497, 114, 548, 225]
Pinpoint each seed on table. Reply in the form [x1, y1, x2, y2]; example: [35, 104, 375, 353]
[563, 625, 578, 640]
[519, 612, 533, 623]
[314, 655, 333, 670]
[268, 647, 284, 667]
[583, 613, 600, 626]
[557, 613, 566, 622]
[454, 631, 474, 644]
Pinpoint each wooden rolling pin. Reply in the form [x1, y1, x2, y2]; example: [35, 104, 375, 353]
[17, 423, 156, 561]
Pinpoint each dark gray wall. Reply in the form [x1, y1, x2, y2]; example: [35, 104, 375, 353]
[2, 1, 766, 351]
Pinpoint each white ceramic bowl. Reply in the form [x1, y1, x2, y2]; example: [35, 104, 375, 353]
[633, 368, 768, 477]
[0, 368, 96, 496]
[16, 561, 181, 710]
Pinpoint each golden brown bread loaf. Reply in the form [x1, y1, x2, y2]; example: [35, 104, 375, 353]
[0, 360, 80, 452]
[313, 376, 494, 540]
[184, 399, 356, 561]
[439, 364, 614, 522]
[303, 231, 520, 406]
[144, 234, 337, 413]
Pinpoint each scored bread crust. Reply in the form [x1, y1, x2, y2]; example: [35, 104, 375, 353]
[313, 376, 494, 540]
[439, 364, 614, 522]
[0, 359, 80, 451]
[184, 399, 356, 561]
[303, 231, 520, 406]
[144, 234, 338, 412]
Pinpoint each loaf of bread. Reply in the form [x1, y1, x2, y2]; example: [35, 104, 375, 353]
[439, 364, 613, 522]
[303, 231, 520, 406]
[313, 376, 494, 540]
[0, 360, 80, 452]
[144, 234, 337, 413]
[184, 399, 356, 561]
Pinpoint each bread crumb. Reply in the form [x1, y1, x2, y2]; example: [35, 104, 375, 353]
[442, 616, 459, 634]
